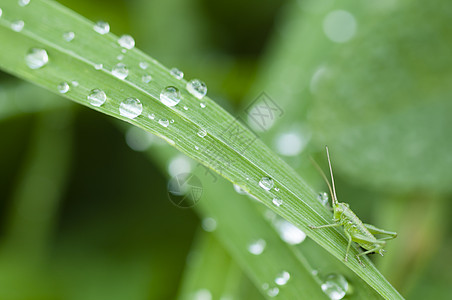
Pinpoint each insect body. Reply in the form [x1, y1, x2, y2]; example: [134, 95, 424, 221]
[309, 147, 397, 265]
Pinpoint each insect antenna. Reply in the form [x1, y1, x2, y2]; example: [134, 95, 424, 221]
[309, 155, 336, 206]
[325, 146, 338, 205]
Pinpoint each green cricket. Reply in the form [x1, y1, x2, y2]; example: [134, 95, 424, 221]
[309, 146, 397, 265]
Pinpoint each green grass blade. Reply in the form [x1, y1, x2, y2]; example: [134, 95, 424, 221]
[0, 1, 402, 299]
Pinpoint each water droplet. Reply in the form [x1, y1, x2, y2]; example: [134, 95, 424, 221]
[120, 97, 142, 119]
[148, 113, 155, 120]
[11, 20, 24, 32]
[187, 79, 207, 99]
[321, 273, 349, 300]
[194, 289, 212, 300]
[139, 61, 149, 69]
[274, 218, 306, 245]
[125, 126, 157, 152]
[87, 88, 107, 107]
[200, 102, 206, 108]
[158, 119, 169, 127]
[93, 21, 110, 34]
[112, 63, 129, 80]
[57, 82, 69, 94]
[323, 10, 357, 43]
[118, 34, 135, 49]
[71, 80, 79, 87]
[202, 217, 217, 232]
[317, 192, 329, 206]
[259, 177, 274, 191]
[267, 287, 279, 297]
[18, 0, 30, 7]
[0, 8, 2, 18]
[197, 128, 207, 138]
[94, 63, 103, 70]
[272, 197, 283, 207]
[63, 31, 75, 42]
[312, 270, 319, 276]
[170, 67, 183, 80]
[142, 74, 152, 83]
[262, 283, 269, 290]
[183, 106, 188, 110]
[117, 54, 124, 60]
[248, 239, 266, 255]
[194, 146, 199, 150]
[160, 86, 181, 107]
[121, 49, 127, 54]
[275, 271, 290, 286]
[233, 183, 247, 195]
[170, 119, 175, 124]
[274, 187, 280, 192]
[25, 48, 49, 69]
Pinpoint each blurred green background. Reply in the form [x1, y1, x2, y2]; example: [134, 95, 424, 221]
[1, 0, 452, 299]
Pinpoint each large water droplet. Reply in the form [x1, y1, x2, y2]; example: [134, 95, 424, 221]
[272, 197, 283, 207]
[317, 192, 329, 206]
[170, 67, 183, 80]
[160, 86, 181, 107]
[187, 79, 207, 99]
[248, 239, 266, 255]
[18, 0, 30, 7]
[25, 48, 49, 69]
[202, 217, 217, 232]
[57, 82, 69, 94]
[11, 20, 24, 32]
[139, 61, 149, 69]
[267, 287, 279, 297]
[197, 128, 207, 138]
[93, 21, 109, 34]
[158, 119, 169, 127]
[118, 34, 135, 49]
[87, 88, 107, 107]
[112, 63, 129, 80]
[274, 218, 306, 245]
[120, 98, 142, 119]
[321, 273, 349, 300]
[63, 31, 75, 42]
[142, 74, 152, 83]
[259, 177, 274, 191]
[275, 271, 290, 286]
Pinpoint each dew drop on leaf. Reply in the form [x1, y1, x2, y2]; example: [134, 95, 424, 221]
[119, 97, 142, 119]
[248, 239, 266, 255]
[200, 102, 206, 108]
[273, 218, 306, 245]
[187, 79, 207, 99]
[139, 61, 149, 69]
[267, 287, 279, 297]
[25, 48, 49, 69]
[275, 271, 290, 286]
[93, 21, 109, 34]
[87, 88, 107, 107]
[11, 20, 24, 32]
[112, 63, 129, 80]
[272, 197, 283, 207]
[259, 177, 274, 191]
[142, 74, 152, 83]
[57, 82, 70, 94]
[18, 0, 30, 7]
[62, 31, 75, 42]
[197, 128, 207, 138]
[118, 34, 135, 49]
[160, 86, 181, 107]
[170, 67, 183, 80]
[158, 118, 169, 127]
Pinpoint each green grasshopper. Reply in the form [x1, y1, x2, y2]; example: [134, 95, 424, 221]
[309, 147, 397, 265]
